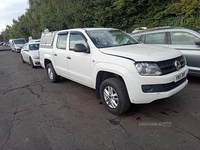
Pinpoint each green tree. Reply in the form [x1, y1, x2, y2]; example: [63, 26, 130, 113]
[154, 0, 200, 28]
[1, 0, 200, 41]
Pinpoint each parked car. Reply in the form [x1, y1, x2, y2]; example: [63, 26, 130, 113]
[6, 42, 10, 47]
[130, 26, 200, 76]
[21, 42, 40, 68]
[9, 38, 26, 53]
[2, 41, 10, 46]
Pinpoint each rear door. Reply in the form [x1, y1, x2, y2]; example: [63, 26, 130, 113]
[168, 31, 200, 69]
[53, 32, 69, 77]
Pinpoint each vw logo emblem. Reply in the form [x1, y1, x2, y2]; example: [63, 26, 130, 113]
[174, 60, 181, 70]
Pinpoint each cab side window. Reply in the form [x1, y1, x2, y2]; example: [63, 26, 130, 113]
[170, 32, 200, 45]
[56, 34, 68, 49]
[69, 33, 87, 50]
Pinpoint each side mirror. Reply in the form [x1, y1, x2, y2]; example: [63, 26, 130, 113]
[195, 40, 200, 45]
[74, 43, 88, 53]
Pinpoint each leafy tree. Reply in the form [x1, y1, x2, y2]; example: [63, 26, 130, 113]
[153, 0, 200, 28]
[65, 0, 95, 28]
[1, 0, 200, 41]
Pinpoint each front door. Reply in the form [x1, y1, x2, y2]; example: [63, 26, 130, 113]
[66, 32, 92, 87]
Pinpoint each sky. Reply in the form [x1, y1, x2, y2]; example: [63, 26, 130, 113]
[0, 0, 29, 33]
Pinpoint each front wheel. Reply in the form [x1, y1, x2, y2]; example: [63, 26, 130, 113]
[100, 78, 131, 115]
[29, 57, 35, 68]
[21, 55, 25, 63]
[46, 63, 60, 83]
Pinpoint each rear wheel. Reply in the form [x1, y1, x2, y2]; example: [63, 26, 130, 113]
[46, 63, 60, 83]
[100, 78, 131, 115]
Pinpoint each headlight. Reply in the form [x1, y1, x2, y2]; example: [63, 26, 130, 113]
[135, 62, 162, 76]
[33, 56, 39, 59]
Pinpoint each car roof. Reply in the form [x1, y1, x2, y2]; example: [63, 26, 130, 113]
[131, 26, 200, 35]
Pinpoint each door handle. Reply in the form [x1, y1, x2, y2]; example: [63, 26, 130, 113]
[54, 53, 57, 56]
[67, 56, 71, 59]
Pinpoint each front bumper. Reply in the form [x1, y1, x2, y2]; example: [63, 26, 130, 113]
[16, 48, 21, 52]
[32, 58, 41, 66]
[124, 65, 188, 104]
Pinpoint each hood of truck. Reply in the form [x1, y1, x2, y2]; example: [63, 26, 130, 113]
[99, 44, 182, 62]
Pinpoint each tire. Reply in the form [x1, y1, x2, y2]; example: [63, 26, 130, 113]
[100, 78, 131, 115]
[46, 63, 60, 83]
[29, 57, 35, 68]
[21, 55, 25, 63]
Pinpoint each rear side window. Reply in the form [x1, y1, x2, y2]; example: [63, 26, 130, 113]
[170, 32, 200, 45]
[56, 34, 68, 49]
[144, 32, 166, 44]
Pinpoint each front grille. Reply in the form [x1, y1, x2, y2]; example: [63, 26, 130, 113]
[156, 56, 185, 75]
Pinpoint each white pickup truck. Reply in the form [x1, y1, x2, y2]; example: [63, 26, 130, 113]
[39, 28, 188, 115]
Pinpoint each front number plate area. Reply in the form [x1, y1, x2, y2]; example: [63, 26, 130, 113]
[175, 71, 186, 82]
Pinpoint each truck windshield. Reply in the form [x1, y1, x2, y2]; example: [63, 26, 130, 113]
[14, 39, 26, 44]
[86, 29, 138, 48]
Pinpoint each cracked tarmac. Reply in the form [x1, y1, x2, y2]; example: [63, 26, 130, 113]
[0, 46, 200, 150]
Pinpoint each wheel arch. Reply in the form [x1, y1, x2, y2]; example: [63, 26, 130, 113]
[95, 70, 126, 99]
[93, 63, 130, 99]
[44, 59, 52, 68]
[42, 54, 54, 69]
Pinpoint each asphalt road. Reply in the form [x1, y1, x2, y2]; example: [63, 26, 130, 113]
[0, 46, 200, 150]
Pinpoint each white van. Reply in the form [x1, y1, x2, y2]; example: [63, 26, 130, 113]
[9, 38, 26, 53]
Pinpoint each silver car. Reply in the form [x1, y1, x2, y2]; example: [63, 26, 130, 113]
[21, 42, 40, 68]
[130, 27, 200, 76]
